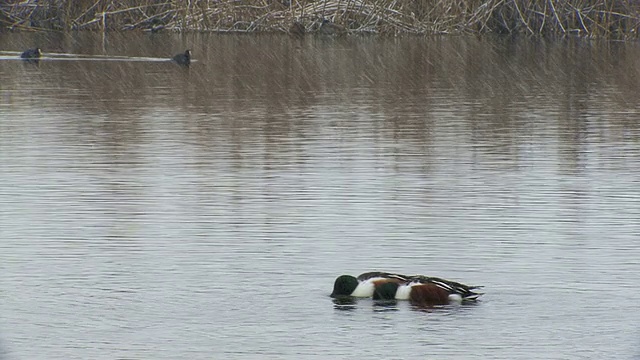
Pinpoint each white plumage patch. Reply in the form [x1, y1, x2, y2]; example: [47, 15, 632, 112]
[350, 278, 378, 297]
[394, 284, 414, 300]
[448, 293, 463, 303]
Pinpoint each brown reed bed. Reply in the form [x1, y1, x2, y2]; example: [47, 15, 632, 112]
[1, 0, 639, 38]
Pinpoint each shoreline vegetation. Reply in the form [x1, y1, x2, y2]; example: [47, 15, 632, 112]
[1, 0, 639, 38]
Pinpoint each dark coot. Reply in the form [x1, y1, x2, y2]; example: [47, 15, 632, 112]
[172, 50, 191, 66]
[21, 48, 42, 59]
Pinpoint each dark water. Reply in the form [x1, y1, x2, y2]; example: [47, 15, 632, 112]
[1, 32, 640, 359]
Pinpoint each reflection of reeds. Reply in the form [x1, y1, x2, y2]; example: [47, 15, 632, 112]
[1, 0, 639, 37]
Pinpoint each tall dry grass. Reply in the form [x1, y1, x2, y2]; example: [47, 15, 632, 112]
[1, 0, 639, 37]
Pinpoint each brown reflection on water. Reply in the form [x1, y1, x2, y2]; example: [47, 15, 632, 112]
[2, 32, 640, 173]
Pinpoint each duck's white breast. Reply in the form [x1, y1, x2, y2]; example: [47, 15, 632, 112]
[351, 279, 377, 297]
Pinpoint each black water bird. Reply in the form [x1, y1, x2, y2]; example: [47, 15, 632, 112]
[172, 50, 191, 66]
[20, 48, 42, 59]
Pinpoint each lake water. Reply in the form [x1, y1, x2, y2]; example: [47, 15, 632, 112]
[1, 32, 640, 359]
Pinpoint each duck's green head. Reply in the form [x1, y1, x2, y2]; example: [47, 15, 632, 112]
[330, 275, 358, 297]
[373, 282, 399, 300]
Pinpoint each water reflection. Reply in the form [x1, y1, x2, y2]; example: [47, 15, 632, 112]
[1, 33, 640, 360]
[3, 33, 639, 172]
[372, 300, 399, 311]
[332, 297, 358, 311]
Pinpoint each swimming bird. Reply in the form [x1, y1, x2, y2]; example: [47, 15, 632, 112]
[172, 50, 191, 66]
[331, 272, 409, 298]
[20, 48, 42, 59]
[373, 275, 482, 306]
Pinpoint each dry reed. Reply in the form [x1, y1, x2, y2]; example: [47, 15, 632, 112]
[1, 0, 639, 37]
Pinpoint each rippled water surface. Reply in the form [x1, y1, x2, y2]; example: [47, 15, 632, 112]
[2, 32, 640, 359]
